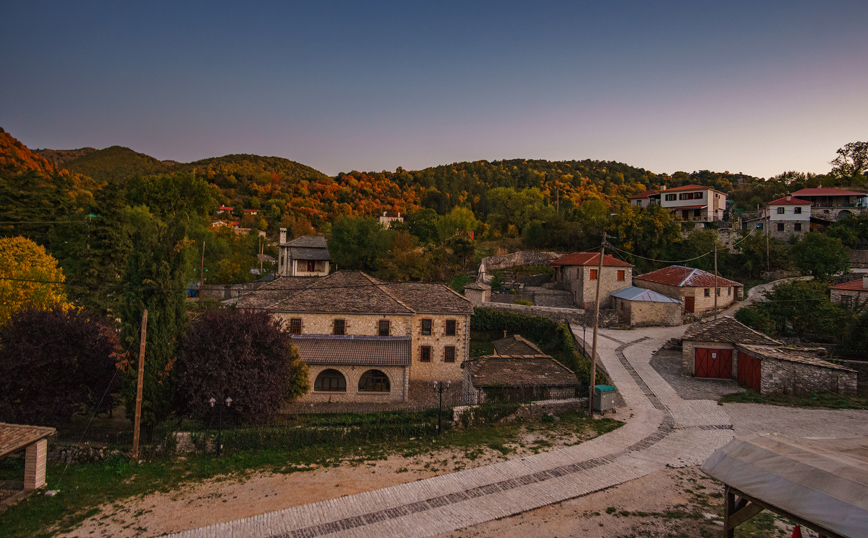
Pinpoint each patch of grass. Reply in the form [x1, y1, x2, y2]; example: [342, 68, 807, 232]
[720, 390, 868, 409]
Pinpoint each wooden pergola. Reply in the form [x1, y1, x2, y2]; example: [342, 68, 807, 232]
[703, 434, 868, 538]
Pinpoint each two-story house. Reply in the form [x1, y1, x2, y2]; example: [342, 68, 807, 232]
[629, 189, 660, 209]
[789, 188, 867, 221]
[760, 194, 812, 239]
[277, 230, 330, 277]
[659, 185, 727, 222]
[235, 270, 473, 403]
[551, 252, 633, 309]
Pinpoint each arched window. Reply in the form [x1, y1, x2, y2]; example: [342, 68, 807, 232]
[314, 369, 346, 392]
[358, 370, 390, 393]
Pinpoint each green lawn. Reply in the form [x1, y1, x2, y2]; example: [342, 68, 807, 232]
[719, 390, 868, 409]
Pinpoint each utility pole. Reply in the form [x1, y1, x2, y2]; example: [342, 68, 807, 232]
[714, 245, 719, 320]
[589, 231, 606, 417]
[199, 241, 205, 303]
[131, 309, 148, 460]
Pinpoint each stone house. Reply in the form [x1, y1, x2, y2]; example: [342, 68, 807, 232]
[761, 194, 812, 239]
[277, 232, 330, 277]
[610, 286, 682, 327]
[829, 275, 868, 310]
[235, 270, 474, 403]
[789, 187, 867, 221]
[633, 265, 742, 315]
[659, 184, 727, 222]
[681, 317, 857, 396]
[551, 252, 633, 309]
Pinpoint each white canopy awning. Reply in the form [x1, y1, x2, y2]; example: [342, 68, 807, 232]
[702, 434, 868, 537]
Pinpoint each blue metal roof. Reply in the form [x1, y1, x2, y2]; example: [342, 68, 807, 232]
[610, 286, 680, 303]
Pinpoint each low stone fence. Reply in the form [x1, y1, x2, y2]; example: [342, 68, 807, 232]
[452, 398, 588, 426]
[833, 360, 868, 395]
[480, 301, 589, 325]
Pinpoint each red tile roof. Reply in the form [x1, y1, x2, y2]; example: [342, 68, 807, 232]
[635, 265, 741, 288]
[218, 206, 234, 211]
[768, 196, 812, 206]
[829, 279, 868, 291]
[790, 188, 867, 197]
[551, 252, 633, 267]
[666, 184, 716, 192]
[629, 189, 659, 200]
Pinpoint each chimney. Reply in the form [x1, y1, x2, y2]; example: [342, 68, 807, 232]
[279, 228, 287, 244]
[863, 274, 867, 289]
[660, 185, 667, 191]
[786, 193, 792, 201]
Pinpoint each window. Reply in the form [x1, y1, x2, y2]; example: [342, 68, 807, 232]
[777, 223, 785, 232]
[358, 370, 390, 392]
[665, 193, 676, 201]
[617, 270, 625, 281]
[728, 287, 732, 296]
[794, 223, 802, 232]
[694, 209, 701, 218]
[289, 318, 302, 335]
[314, 369, 346, 392]
[704, 288, 710, 297]
[421, 319, 432, 335]
[696, 192, 703, 200]
[444, 346, 456, 363]
[378, 320, 390, 336]
[307, 260, 316, 272]
[777, 207, 785, 214]
[420, 346, 431, 362]
[445, 320, 457, 336]
[717, 288, 721, 296]
[794, 207, 802, 214]
[590, 269, 598, 281]
[333, 319, 346, 335]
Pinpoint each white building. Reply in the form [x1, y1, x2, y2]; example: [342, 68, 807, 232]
[660, 184, 727, 222]
[761, 194, 812, 239]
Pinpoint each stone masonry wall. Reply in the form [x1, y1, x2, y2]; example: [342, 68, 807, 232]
[301, 364, 408, 403]
[578, 266, 632, 309]
[627, 300, 682, 327]
[761, 358, 857, 396]
[681, 340, 736, 376]
[410, 314, 471, 382]
[276, 312, 414, 337]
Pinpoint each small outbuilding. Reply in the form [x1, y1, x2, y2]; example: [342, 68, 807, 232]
[610, 286, 682, 327]
[634, 265, 742, 314]
[0, 423, 55, 508]
[462, 354, 578, 404]
[463, 281, 491, 306]
[491, 334, 545, 356]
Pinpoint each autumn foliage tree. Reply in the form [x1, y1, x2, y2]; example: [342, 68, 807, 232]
[0, 306, 120, 425]
[0, 236, 70, 325]
[174, 309, 308, 423]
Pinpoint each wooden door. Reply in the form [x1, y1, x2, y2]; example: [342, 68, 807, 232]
[737, 353, 762, 393]
[695, 348, 733, 379]
[685, 296, 695, 313]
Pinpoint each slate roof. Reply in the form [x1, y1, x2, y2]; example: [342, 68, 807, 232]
[284, 235, 327, 248]
[635, 265, 741, 288]
[736, 344, 856, 373]
[629, 189, 659, 200]
[0, 423, 55, 458]
[492, 335, 545, 356]
[291, 247, 331, 261]
[551, 252, 633, 268]
[292, 335, 411, 366]
[790, 188, 867, 197]
[463, 281, 490, 291]
[682, 316, 782, 346]
[235, 270, 473, 315]
[465, 355, 578, 388]
[611, 286, 680, 303]
[768, 196, 812, 206]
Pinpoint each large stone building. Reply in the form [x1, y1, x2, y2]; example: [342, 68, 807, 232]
[277, 232, 330, 277]
[789, 187, 867, 221]
[235, 271, 474, 403]
[551, 252, 633, 309]
[633, 265, 742, 315]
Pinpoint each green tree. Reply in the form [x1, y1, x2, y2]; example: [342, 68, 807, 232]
[328, 216, 390, 271]
[608, 204, 680, 273]
[830, 141, 868, 186]
[378, 230, 433, 281]
[789, 232, 849, 280]
[437, 206, 481, 240]
[731, 228, 789, 279]
[407, 208, 441, 244]
[487, 187, 555, 236]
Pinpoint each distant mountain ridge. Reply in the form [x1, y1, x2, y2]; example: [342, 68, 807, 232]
[34, 147, 98, 166]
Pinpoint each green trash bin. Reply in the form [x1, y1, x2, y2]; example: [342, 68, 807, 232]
[593, 384, 617, 413]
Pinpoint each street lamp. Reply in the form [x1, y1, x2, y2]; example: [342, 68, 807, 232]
[209, 396, 232, 457]
[431, 381, 451, 435]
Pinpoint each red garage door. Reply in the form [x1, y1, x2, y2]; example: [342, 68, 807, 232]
[695, 348, 733, 379]
[737, 353, 761, 393]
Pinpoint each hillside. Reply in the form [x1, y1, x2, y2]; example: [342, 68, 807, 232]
[61, 146, 173, 183]
[0, 127, 61, 178]
[35, 147, 98, 166]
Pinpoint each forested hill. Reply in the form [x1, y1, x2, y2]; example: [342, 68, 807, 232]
[0, 127, 62, 178]
[59, 146, 174, 183]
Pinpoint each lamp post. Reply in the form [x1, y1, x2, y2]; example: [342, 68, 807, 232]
[431, 381, 451, 435]
[209, 396, 232, 457]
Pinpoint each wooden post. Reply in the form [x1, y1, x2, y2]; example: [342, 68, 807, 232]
[714, 245, 719, 320]
[724, 486, 736, 538]
[131, 309, 148, 460]
[589, 232, 606, 417]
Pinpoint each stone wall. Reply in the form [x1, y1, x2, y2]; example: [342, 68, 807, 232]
[619, 299, 682, 327]
[575, 266, 632, 309]
[301, 364, 408, 403]
[830, 288, 868, 309]
[833, 360, 868, 395]
[634, 281, 738, 314]
[761, 357, 858, 396]
[479, 302, 594, 326]
[768, 219, 809, 241]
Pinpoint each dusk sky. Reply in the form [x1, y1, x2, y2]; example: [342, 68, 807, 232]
[2, 1, 866, 178]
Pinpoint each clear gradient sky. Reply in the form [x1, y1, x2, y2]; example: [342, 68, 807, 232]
[2, 1, 866, 178]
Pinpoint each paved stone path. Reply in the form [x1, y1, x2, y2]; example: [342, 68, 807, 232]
[168, 325, 734, 538]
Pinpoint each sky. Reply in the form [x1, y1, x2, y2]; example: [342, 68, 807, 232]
[2, 1, 867, 178]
